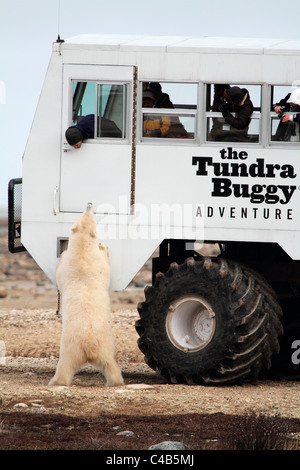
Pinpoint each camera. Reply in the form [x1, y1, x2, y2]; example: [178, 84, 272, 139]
[278, 106, 287, 119]
[219, 96, 228, 106]
[218, 96, 230, 115]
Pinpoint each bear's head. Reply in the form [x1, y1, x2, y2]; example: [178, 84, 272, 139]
[71, 203, 97, 238]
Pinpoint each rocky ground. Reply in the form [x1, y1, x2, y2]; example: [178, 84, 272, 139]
[1, 217, 300, 451]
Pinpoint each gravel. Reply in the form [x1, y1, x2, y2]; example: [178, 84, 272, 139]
[1, 223, 300, 449]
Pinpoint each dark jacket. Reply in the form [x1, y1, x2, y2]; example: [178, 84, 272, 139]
[74, 114, 94, 139]
[224, 89, 254, 130]
[73, 114, 122, 139]
[210, 88, 254, 142]
[272, 94, 300, 141]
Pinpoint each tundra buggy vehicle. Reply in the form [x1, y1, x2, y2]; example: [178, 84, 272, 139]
[8, 35, 300, 384]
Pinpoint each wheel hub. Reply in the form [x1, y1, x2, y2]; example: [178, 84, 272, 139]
[166, 296, 216, 352]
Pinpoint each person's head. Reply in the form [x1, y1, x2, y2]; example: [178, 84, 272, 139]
[73, 140, 83, 148]
[65, 127, 83, 148]
[149, 82, 162, 98]
[287, 88, 300, 109]
[142, 90, 156, 108]
[224, 86, 244, 105]
[214, 84, 230, 99]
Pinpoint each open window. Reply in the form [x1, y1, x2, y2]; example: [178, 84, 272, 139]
[141, 82, 197, 140]
[72, 81, 128, 139]
[270, 85, 300, 143]
[205, 84, 261, 143]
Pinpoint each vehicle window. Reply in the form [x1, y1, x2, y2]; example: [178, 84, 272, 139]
[72, 81, 94, 122]
[141, 82, 197, 139]
[270, 85, 300, 142]
[72, 81, 128, 139]
[206, 84, 261, 143]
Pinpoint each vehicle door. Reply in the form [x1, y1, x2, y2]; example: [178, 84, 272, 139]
[60, 64, 135, 215]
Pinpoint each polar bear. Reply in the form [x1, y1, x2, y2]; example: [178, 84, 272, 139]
[48, 203, 124, 387]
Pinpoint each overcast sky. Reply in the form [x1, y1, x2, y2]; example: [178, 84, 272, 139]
[0, 0, 299, 208]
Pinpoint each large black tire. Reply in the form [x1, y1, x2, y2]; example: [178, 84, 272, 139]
[135, 257, 283, 385]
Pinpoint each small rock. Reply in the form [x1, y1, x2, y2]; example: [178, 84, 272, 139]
[48, 385, 69, 391]
[148, 441, 189, 450]
[133, 281, 146, 288]
[117, 430, 134, 437]
[126, 384, 154, 390]
[13, 403, 28, 409]
[0, 287, 8, 298]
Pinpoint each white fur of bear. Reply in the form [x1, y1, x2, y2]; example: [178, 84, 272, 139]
[48, 203, 124, 387]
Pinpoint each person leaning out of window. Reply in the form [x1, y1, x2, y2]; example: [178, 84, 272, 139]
[65, 114, 122, 148]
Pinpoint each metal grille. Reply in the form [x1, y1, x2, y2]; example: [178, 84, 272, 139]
[8, 178, 26, 253]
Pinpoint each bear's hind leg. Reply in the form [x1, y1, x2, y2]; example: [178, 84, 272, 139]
[48, 354, 78, 387]
[102, 359, 124, 387]
[93, 354, 124, 387]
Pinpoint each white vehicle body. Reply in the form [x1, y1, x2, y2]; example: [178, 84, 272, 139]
[9, 34, 300, 384]
[16, 35, 300, 291]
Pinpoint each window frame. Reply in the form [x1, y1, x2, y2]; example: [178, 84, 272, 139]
[71, 79, 131, 142]
[268, 84, 300, 146]
[139, 81, 199, 143]
[204, 83, 263, 146]
[70, 76, 300, 148]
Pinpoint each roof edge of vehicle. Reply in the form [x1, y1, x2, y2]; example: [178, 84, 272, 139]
[53, 34, 300, 55]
